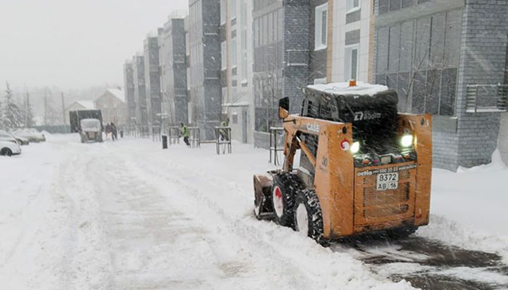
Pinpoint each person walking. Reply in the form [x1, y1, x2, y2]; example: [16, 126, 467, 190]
[111, 122, 118, 141]
[219, 118, 229, 141]
[105, 123, 111, 141]
[181, 123, 190, 147]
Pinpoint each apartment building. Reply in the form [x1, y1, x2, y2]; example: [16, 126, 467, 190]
[123, 61, 136, 126]
[132, 55, 148, 126]
[188, 0, 222, 140]
[160, 12, 189, 126]
[220, 0, 254, 143]
[144, 34, 162, 126]
[373, 0, 508, 170]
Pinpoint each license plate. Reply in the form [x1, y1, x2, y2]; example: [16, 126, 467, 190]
[376, 172, 399, 191]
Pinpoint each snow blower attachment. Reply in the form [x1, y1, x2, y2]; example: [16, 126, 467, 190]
[253, 82, 432, 243]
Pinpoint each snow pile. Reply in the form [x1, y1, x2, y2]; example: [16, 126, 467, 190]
[307, 81, 389, 96]
[417, 149, 508, 263]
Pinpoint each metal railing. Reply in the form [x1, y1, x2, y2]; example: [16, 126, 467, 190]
[188, 127, 201, 148]
[466, 84, 508, 113]
[269, 127, 285, 166]
[215, 126, 232, 155]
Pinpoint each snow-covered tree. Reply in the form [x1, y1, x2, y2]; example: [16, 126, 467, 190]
[0, 98, 4, 129]
[22, 93, 35, 128]
[3, 82, 23, 129]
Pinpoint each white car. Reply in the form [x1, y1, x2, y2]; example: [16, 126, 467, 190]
[0, 132, 22, 156]
[14, 128, 46, 143]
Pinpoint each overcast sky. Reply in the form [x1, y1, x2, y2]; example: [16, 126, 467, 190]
[0, 0, 188, 90]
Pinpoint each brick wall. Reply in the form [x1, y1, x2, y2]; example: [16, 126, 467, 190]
[455, 0, 508, 168]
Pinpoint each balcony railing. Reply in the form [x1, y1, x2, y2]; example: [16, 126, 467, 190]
[466, 84, 508, 113]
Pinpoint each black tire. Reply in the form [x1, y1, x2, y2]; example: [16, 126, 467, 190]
[1, 148, 13, 157]
[271, 173, 303, 227]
[294, 189, 325, 243]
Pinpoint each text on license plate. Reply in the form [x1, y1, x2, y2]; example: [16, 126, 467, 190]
[376, 172, 399, 191]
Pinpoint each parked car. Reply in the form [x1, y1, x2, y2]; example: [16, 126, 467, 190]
[12, 134, 29, 145]
[0, 131, 22, 156]
[14, 128, 46, 143]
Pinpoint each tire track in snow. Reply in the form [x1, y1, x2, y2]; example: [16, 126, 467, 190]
[84, 148, 272, 290]
[121, 148, 408, 290]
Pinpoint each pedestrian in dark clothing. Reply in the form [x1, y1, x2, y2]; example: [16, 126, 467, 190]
[105, 123, 111, 141]
[111, 122, 118, 141]
[181, 123, 190, 147]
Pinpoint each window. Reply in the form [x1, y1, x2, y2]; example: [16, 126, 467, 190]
[230, 0, 236, 20]
[232, 113, 238, 124]
[315, 3, 328, 51]
[346, 0, 360, 13]
[345, 45, 359, 80]
[221, 41, 227, 69]
[220, 0, 226, 24]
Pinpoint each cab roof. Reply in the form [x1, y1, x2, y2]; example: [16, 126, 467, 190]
[307, 81, 389, 97]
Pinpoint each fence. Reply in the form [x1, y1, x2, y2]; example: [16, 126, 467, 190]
[214, 126, 232, 155]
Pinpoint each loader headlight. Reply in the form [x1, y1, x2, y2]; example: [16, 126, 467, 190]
[401, 134, 414, 147]
[350, 142, 360, 154]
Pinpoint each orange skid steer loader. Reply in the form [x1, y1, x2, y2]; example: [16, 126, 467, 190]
[253, 82, 432, 243]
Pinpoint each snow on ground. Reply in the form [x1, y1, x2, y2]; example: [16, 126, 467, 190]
[0, 134, 507, 289]
[417, 150, 508, 263]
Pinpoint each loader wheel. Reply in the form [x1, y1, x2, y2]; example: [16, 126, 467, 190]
[271, 173, 302, 227]
[294, 189, 324, 243]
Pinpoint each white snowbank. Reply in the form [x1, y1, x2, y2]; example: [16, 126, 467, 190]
[417, 149, 508, 263]
[307, 81, 389, 96]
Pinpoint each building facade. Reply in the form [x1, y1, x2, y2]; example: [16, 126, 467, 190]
[144, 34, 162, 126]
[188, 0, 222, 140]
[160, 13, 189, 126]
[94, 89, 127, 126]
[220, 0, 254, 143]
[252, 0, 338, 148]
[330, 0, 374, 84]
[132, 55, 148, 126]
[123, 62, 136, 126]
[374, 0, 508, 170]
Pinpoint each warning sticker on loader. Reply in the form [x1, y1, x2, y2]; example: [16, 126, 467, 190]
[357, 164, 417, 177]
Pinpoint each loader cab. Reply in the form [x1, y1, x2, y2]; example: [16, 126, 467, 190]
[301, 88, 401, 157]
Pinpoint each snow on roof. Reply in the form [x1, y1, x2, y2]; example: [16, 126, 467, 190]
[307, 81, 389, 96]
[75, 101, 95, 110]
[107, 88, 125, 102]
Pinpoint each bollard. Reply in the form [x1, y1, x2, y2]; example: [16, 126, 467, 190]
[162, 135, 168, 149]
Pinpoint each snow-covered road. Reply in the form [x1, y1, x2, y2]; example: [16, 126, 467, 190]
[1, 134, 508, 290]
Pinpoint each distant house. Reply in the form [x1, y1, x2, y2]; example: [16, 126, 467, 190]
[64, 101, 95, 124]
[94, 89, 127, 126]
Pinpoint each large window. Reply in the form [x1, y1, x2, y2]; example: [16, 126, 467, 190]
[375, 9, 462, 116]
[230, 0, 237, 20]
[346, 0, 360, 13]
[220, 0, 226, 24]
[221, 41, 227, 69]
[315, 3, 328, 51]
[230, 38, 237, 67]
[345, 45, 359, 80]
